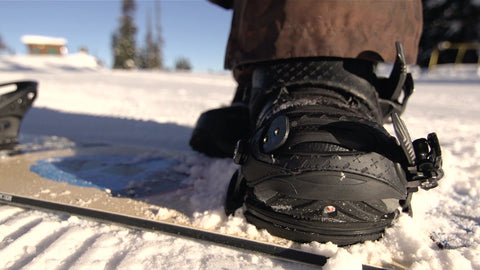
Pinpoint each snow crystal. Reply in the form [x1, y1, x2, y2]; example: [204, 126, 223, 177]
[192, 209, 224, 230]
[323, 249, 362, 270]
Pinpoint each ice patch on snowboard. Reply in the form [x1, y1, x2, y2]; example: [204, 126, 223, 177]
[30, 154, 189, 197]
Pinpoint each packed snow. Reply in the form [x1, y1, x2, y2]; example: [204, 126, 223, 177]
[0, 55, 479, 269]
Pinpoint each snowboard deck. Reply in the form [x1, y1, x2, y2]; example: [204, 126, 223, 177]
[0, 141, 392, 269]
[0, 145, 191, 223]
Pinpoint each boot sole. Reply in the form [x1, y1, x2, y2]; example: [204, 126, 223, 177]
[244, 199, 395, 246]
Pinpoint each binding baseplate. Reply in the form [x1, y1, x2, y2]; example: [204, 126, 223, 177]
[0, 81, 38, 150]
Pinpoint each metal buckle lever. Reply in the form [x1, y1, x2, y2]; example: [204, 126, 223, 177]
[392, 112, 444, 191]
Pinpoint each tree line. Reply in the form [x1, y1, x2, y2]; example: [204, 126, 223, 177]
[112, 0, 191, 71]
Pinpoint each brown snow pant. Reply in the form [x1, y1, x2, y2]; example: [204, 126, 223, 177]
[213, 0, 423, 70]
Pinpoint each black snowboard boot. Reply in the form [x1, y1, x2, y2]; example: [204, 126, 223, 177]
[0, 81, 38, 150]
[224, 45, 443, 245]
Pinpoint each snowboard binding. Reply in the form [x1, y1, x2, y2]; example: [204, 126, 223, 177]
[225, 113, 444, 218]
[0, 81, 38, 150]
[223, 43, 444, 245]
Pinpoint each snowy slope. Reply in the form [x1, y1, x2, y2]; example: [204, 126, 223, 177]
[0, 56, 479, 269]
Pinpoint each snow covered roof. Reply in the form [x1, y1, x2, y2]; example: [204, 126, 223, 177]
[21, 35, 67, 46]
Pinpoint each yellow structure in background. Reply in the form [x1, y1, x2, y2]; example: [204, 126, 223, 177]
[429, 42, 480, 69]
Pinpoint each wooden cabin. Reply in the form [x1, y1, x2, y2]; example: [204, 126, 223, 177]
[21, 35, 67, 55]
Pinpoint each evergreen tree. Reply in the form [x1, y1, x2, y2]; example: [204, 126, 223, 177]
[154, 0, 164, 68]
[175, 57, 192, 71]
[0, 34, 6, 51]
[419, 0, 480, 66]
[138, 10, 162, 69]
[144, 20, 162, 69]
[113, 0, 137, 69]
[138, 0, 163, 70]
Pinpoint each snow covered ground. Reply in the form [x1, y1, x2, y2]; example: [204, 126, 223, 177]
[0, 56, 479, 269]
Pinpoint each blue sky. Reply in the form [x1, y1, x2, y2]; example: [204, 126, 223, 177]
[0, 0, 233, 71]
